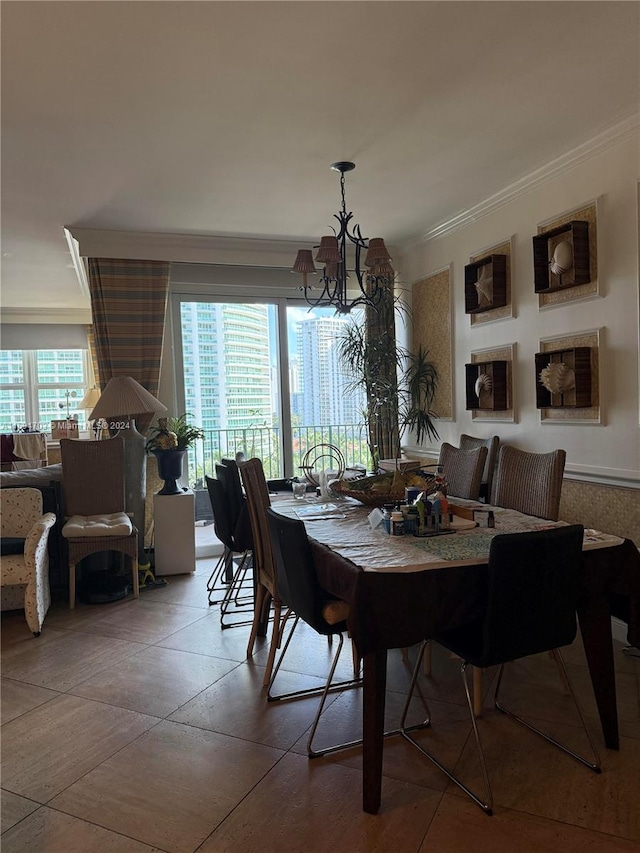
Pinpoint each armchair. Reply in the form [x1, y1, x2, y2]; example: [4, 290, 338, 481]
[1, 487, 56, 635]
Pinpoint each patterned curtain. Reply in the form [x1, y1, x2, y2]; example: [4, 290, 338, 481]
[88, 258, 170, 432]
[85, 324, 100, 389]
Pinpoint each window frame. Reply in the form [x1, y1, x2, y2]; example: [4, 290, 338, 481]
[0, 349, 90, 434]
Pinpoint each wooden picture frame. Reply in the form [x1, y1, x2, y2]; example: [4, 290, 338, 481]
[535, 347, 592, 408]
[464, 254, 507, 314]
[533, 220, 590, 294]
[465, 360, 508, 411]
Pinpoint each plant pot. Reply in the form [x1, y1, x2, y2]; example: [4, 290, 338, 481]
[152, 448, 187, 495]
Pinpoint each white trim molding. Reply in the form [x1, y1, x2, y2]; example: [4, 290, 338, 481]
[403, 113, 639, 248]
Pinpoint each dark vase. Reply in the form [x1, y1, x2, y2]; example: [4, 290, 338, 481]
[152, 449, 187, 495]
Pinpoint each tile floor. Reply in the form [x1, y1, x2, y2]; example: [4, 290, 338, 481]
[2, 557, 639, 853]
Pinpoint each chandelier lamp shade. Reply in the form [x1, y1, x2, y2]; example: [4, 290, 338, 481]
[292, 161, 394, 314]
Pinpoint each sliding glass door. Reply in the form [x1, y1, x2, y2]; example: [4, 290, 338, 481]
[286, 304, 368, 475]
[174, 297, 367, 483]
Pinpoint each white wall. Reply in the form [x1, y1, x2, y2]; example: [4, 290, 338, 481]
[399, 131, 640, 487]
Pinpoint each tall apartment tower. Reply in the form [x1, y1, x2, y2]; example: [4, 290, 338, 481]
[180, 302, 272, 433]
[297, 317, 363, 426]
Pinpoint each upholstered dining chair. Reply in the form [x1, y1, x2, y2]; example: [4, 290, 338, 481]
[265, 508, 362, 756]
[491, 445, 566, 520]
[438, 442, 488, 501]
[401, 525, 600, 815]
[205, 469, 253, 627]
[238, 457, 287, 686]
[420, 442, 488, 683]
[459, 434, 500, 502]
[462, 444, 567, 714]
[60, 437, 139, 609]
[1, 487, 56, 635]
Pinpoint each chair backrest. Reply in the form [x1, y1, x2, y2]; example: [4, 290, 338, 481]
[60, 437, 126, 517]
[490, 445, 566, 520]
[0, 487, 43, 537]
[238, 457, 276, 595]
[266, 508, 347, 635]
[216, 459, 244, 529]
[205, 475, 234, 550]
[438, 442, 488, 501]
[459, 434, 500, 501]
[479, 525, 584, 667]
[210, 464, 253, 552]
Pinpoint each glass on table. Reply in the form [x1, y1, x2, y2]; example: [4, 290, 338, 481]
[292, 481, 307, 500]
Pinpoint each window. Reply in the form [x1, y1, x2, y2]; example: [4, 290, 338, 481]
[0, 350, 89, 433]
[174, 296, 368, 481]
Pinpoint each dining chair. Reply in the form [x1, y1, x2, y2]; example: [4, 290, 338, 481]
[238, 457, 287, 686]
[400, 524, 600, 815]
[419, 441, 488, 683]
[1, 487, 56, 635]
[265, 508, 362, 756]
[438, 442, 488, 501]
[205, 472, 253, 628]
[459, 434, 500, 502]
[60, 437, 139, 609]
[490, 445, 566, 520]
[205, 458, 253, 596]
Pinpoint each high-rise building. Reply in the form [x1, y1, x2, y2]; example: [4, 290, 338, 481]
[180, 303, 273, 434]
[297, 317, 364, 426]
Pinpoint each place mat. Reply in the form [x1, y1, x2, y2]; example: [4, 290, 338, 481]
[408, 531, 497, 562]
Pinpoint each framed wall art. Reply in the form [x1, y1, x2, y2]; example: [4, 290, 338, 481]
[535, 201, 599, 308]
[466, 343, 516, 423]
[412, 265, 454, 420]
[536, 329, 601, 424]
[466, 237, 514, 326]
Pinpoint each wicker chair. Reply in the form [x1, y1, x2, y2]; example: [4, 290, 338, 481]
[438, 443, 488, 501]
[238, 457, 288, 686]
[1, 487, 56, 635]
[459, 434, 500, 503]
[60, 438, 139, 609]
[491, 445, 566, 520]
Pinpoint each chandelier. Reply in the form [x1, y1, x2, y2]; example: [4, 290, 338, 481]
[291, 162, 394, 314]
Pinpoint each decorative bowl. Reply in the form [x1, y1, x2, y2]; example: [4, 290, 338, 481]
[329, 471, 436, 508]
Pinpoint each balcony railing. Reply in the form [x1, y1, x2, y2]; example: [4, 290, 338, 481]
[186, 423, 370, 484]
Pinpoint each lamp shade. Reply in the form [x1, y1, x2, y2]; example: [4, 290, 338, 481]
[315, 236, 341, 264]
[292, 249, 317, 275]
[89, 376, 167, 421]
[77, 386, 101, 412]
[364, 238, 392, 267]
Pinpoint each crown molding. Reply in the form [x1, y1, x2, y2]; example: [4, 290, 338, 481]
[65, 227, 315, 268]
[64, 227, 90, 299]
[1, 307, 91, 324]
[402, 113, 640, 249]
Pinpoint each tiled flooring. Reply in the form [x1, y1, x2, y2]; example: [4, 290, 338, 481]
[2, 558, 639, 853]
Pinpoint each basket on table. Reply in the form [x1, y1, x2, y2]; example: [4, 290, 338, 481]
[329, 469, 437, 507]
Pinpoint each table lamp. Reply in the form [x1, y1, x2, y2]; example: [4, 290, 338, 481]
[76, 386, 101, 438]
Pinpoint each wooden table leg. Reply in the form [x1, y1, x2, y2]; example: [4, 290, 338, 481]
[362, 649, 387, 814]
[577, 604, 619, 749]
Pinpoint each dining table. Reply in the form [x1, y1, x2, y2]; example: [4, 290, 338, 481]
[273, 494, 640, 814]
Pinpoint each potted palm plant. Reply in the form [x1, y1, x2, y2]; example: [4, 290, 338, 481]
[146, 414, 205, 495]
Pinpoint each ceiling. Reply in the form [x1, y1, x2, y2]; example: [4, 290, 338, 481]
[1, 1, 638, 314]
